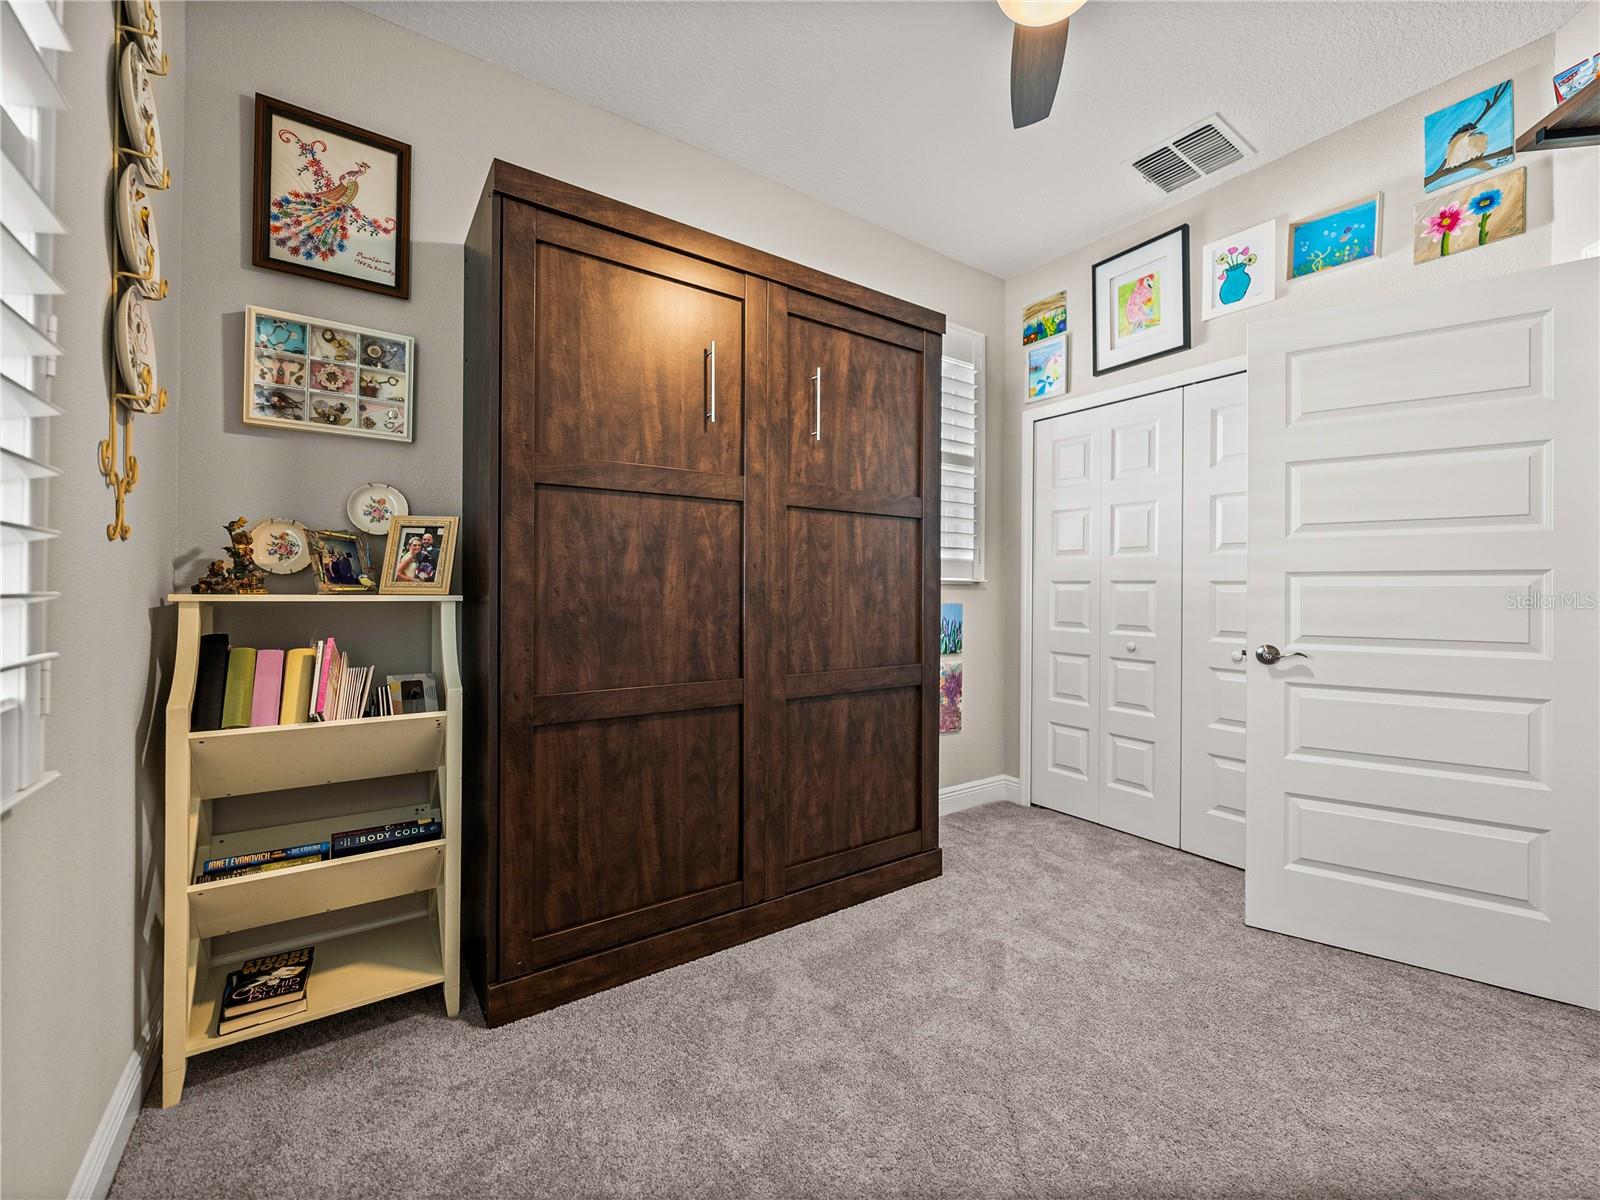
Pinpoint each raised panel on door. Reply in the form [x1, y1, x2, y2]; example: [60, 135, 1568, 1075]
[532, 487, 743, 693]
[786, 509, 919, 675]
[1031, 410, 1101, 820]
[1246, 259, 1600, 1008]
[1097, 389, 1184, 847]
[1180, 374, 1248, 867]
[512, 205, 745, 476]
[784, 292, 923, 501]
[782, 688, 922, 891]
[498, 706, 745, 974]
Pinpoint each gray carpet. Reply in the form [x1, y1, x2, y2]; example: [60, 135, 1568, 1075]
[112, 802, 1600, 1199]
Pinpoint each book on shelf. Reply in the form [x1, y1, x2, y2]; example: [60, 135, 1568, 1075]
[192, 633, 231, 732]
[331, 815, 441, 859]
[312, 637, 339, 722]
[217, 946, 314, 1035]
[199, 840, 328, 881]
[203, 854, 326, 882]
[251, 648, 284, 727]
[221, 647, 257, 729]
[279, 647, 317, 724]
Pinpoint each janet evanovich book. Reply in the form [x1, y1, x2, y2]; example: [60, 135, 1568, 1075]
[221, 946, 314, 1016]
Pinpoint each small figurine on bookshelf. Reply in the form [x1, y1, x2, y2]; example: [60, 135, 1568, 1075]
[192, 517, 269, 594]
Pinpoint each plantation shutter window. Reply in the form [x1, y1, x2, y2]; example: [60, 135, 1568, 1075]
[0, 0, 68, 811]
[940, 324, 985, 583]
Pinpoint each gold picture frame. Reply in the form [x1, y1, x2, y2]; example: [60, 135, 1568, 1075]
[308, 528, 375, 593]
[379, 516, 459, 595]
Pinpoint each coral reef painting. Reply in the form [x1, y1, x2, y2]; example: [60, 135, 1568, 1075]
[1288, 196, 1381, 279]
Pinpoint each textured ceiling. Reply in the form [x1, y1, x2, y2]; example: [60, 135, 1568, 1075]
[357, 1, 1578, 278]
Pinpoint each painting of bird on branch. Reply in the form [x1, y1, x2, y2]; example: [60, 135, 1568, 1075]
[1423, 80, 1514, 193]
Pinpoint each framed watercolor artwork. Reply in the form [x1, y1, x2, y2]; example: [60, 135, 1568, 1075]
[1026, 334, 1067, 401]
[379, 516, 460, 595]
[1287, 196, 1381, 279]
[1200, 220, 1276, 320]
[1413, 167, 1526, 264]
[1091, 225, 1190, 376]
[1423, 81, 1513, 194]
[1022, 291, 1067, 345]
[244, 304, 415, 442]
[940, 603, 964, 655]
[939, 663, 963, 734]
[252, 95, 412, 298]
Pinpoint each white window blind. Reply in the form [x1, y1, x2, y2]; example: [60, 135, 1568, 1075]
[940, 323, 985, 583]
[1, 0, 68, 811]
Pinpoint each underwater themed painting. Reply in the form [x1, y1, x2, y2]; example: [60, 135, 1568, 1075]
[1288, 196, 1381, 279]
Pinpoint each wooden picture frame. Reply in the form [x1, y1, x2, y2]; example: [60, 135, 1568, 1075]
[1091, 225, 1191, 376]
[379, 517, 459, 595]
[308, 529, 375, 594]
[251, 95, 411, 299]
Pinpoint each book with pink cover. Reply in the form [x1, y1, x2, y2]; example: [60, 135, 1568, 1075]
[312, 637, 338, 721]
[250, 649, 285, 727]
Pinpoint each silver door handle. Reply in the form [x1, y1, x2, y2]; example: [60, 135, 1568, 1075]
[705, 341, 716, 424]
[1255, 644, 1309, 665]
[811, 367, 823, 442]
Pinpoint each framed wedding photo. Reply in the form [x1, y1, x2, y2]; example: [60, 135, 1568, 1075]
[1091, 225, 1191, 376]
[380, 517, 459, 595]
[251, 95, 412, 298]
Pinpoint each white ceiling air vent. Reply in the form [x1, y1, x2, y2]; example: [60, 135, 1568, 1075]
[1130, 115, 1253, 194]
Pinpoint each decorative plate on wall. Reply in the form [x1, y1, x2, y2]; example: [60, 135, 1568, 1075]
[123, 0, 164, 69]
[113, 288, 160, 412]
[247, 517, 313, 575]
[346, 482, 409, 535]
[117, 43, 165, 188]
[115, 165, 162, 299]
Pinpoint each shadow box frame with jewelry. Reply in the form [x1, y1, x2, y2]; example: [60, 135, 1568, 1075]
[242, 303, 415, 443]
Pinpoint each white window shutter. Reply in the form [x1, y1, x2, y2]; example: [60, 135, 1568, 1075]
[940, 324, 984, 583]
[1, 0, 67, 811]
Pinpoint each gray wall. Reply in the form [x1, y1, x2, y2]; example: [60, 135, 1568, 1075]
[176, 1, 1013, 788]
[0, 4, 185, 1197]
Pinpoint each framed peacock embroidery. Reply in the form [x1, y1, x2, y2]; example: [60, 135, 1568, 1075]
[251, 95, 412, 298]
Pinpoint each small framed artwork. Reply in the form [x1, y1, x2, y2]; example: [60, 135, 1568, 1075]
[1424, 81, 1513, 194]
[252, 94, 411, 298]
[1200, 220, 1277, 320]
[1026, 334, 1067, 401]
[244, 305, 414, 442]
[940, 602, 964, 655]
[309, 529, 375, 594]
[1287, 196, 1381, 280]
[1091, 225, 1190, 376]
[1414, 167, 1526, 264]
[1022, 291, 1067, 345]
[379, 517, 460, 595]
[939, 663, 963, 734]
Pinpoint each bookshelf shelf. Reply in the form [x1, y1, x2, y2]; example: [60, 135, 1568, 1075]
[161, 594, 462, 1106]
[189, 712, 446, 799]
[186, 914, 444, 1054]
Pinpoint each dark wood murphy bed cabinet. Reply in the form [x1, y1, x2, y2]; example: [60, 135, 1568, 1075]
[463, 161, 942, 1026]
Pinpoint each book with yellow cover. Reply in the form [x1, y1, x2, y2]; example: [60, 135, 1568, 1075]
[278, 646, 317, 724]
[220, 647, 257, 729]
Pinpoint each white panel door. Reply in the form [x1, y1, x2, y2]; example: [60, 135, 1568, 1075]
[1031, 409, 1101, 820]
[1097, 389, 1183, 845]
[1245, 259, 1599, 1008]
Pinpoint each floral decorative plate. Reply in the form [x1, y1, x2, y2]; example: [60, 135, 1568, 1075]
[346, 483, 409, 534]
[118, 44, 165, 188]
[114, 166, 162, 299]
[114, 288, 159, 412]
[247, 517, 312, 575]
[122, 0, 164, 70]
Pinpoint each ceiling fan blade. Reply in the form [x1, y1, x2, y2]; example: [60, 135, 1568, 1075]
[1010, 18, 1070, 129]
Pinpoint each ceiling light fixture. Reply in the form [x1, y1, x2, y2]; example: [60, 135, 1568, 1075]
[998, 1, 1085, 127]
[997, 0, 1086, 29]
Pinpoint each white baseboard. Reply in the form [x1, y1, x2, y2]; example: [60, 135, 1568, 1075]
[939, 773, 1022, 815]
[70, 1022, 158, 1200]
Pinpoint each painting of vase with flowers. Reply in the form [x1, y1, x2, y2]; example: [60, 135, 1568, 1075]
[1413, 166, 1525, 264]
[1201, 219, 1277, 319]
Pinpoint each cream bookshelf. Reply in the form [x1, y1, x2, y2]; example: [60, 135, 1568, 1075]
[161, 594, 462, 1106]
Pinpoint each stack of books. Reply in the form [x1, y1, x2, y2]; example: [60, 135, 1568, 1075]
[194, 814, 441, 884]
[197, 840, 328, 883]
[218, 946, 314, 1035]
[191, 634, 437, 731]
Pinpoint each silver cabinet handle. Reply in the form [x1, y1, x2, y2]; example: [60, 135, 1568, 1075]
[811, 367, 823, 442]
[1255, 644, 1309, 665]
[704, 340, 716, 424]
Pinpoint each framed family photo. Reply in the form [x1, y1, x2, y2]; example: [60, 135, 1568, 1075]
[252, 95, 412, 298]
[309, 529, 375, 594]
[380, 517, 459, 595]
[1091, 225, 1191, 376]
